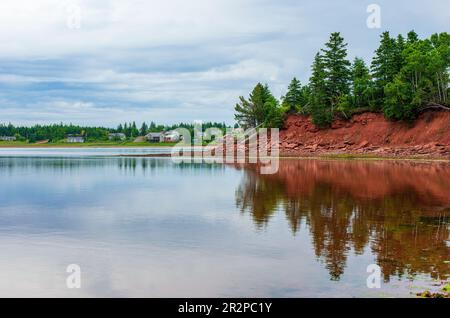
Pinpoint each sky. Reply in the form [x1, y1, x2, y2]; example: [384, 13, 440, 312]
[0, 0, 448, 127]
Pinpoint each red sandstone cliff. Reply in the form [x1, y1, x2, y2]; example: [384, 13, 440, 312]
[279, 110, 450, 159]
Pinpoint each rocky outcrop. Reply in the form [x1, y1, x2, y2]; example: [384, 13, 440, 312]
[280, 111, 450, 159]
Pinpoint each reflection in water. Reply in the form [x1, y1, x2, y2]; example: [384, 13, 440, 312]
[0, 155, 449, 297]
[235, 160, 450, 281]
[0, 156, 224, 175]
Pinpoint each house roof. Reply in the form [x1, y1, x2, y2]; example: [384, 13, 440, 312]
[146, 132, 163, 137]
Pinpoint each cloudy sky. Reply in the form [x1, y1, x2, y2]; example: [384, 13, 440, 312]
[0, 0, 448, 127]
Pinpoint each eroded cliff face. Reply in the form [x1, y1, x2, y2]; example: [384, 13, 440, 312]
[280, 110, 450, 158]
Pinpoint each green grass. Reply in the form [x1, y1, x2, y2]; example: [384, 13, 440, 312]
[0, 141, 31, 147]
[0, 140, 177, 148]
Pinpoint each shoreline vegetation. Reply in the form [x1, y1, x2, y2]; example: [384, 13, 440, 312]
[0, 122, 229, 146]
[0, 141, 177, 148]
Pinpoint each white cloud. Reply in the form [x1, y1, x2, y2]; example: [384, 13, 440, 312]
[0, 0, 448, 125]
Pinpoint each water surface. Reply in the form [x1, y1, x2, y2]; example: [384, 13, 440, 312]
[0, 150, 448, 297]
[0, 147, 172, 157]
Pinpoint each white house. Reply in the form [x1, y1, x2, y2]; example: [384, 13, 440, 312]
[0, 136, 16, 141]
[164, 130, 181, 142]
[67, 135, 85, 143]
[145, 132, 164, 143]
[108, 133, 126, 141]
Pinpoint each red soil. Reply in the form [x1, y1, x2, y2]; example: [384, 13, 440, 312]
[280, 110, 450, 159]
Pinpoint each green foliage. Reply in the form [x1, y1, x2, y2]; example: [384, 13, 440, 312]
[282, 77, 303, 113]
[0, 123, 110, 143]
[140, 122, 148, 135]
[0, 121, 231, 144]
[309, 53, 332, 127]
[371, 32, 402, 107]
[233, 30, 449, 130]
[235, 83, 285, 128]
[407, 30, 419, 44]
[349, 57, 374, 110]
[383, 31, 450, 120]
[336, 94, 353, 117]
[321, 32, 351, 108]
[383, 77, 415, 120]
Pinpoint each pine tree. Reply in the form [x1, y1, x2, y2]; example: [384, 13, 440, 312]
[394, 34, 406, 72]
[407, 30, 419, 44]
[321, 32, 351, 111]
[235, 83, 283, 128]
[131, 121, 138, 137]
[371, 32, 398, 106]
[282, 77, 303, 113]
[235, 83, 267, 128]
[140, 122, 148, 136]
[309, 53, 332, 127]
[351, 57, 373, 108]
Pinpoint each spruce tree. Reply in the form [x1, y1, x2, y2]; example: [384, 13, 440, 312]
[309, 53, 332, 127]
[235, 83, 282, 128]
[321, 32, 351, 111]
[351, 57, 373, 108]
[140, 122, 148, 136]
[282, 77, 303, 113]
[407, 30, 419, 44]
[371, 32, 398, 105]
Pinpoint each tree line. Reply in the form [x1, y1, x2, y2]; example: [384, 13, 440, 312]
[235, 31, 450, 128]
[116, 121, 229, 138]
[0, 121, 230, 143]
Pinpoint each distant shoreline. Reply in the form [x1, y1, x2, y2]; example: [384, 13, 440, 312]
[0, 141, 176, 148]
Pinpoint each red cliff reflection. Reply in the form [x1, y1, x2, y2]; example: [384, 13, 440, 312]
[235, 160, 450, 281]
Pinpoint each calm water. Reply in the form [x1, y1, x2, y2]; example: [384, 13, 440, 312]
[0, 147, 172, 157]
[0, 149, 448, 297]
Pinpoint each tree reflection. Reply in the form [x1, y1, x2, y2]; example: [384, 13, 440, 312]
[235, 160, 450, 281]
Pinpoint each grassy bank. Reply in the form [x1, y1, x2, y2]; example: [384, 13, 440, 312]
[0, 141, 177, 148]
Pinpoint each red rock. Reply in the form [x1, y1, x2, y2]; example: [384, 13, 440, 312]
[278, 111, 450, 158]
[358, 141, 369, 148]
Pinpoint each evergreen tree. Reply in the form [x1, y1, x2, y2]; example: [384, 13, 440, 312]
[407, 30, 419, 44]
[235, 83, 283, 128]
[394, 34, 406, 72]
[309, 53, 332, 127]
[131, 121, 139, 137]
[321, 32, 351, 111]
[350, 57, 373, 109]
[282, 77, 303, 113]
[262, 84, 284, 128]
[234, 84, 262, 128]
[140, 122, 148, 136]
[371, 31, 398, 105]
